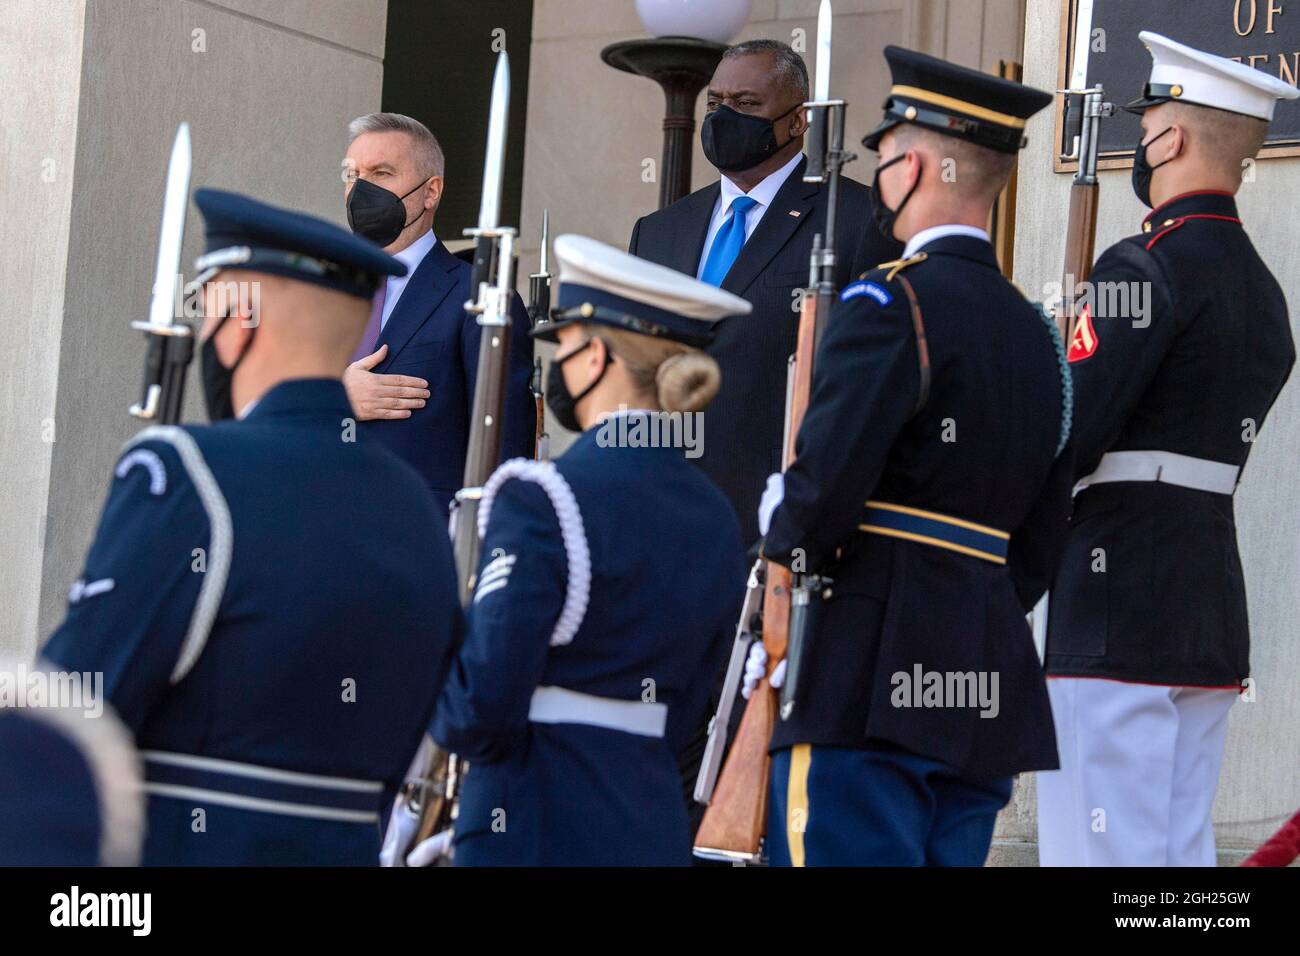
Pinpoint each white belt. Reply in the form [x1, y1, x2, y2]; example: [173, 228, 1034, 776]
[1075, 450, 1240, 496]
[528, 685, 667, 738]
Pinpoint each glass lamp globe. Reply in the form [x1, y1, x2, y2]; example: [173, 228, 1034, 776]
[634, 0, 752, 44]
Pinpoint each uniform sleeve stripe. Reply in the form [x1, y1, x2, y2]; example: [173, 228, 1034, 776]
[478, 458, 591, 647]
[124, 426, 232, 684]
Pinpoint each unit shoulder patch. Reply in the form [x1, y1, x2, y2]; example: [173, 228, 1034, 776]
[1067, 304, 1099, 363]
[840, 280, 893, 307]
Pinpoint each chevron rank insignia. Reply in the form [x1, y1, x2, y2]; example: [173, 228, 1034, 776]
[1068, 304, 1098, 363]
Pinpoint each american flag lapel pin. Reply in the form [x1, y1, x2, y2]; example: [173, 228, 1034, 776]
[789, 209, 801, 217]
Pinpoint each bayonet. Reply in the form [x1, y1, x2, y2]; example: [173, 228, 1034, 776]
[130, 122, 194, 424]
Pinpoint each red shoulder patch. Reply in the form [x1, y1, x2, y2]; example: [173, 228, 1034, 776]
[1067, 304, 1098, 363]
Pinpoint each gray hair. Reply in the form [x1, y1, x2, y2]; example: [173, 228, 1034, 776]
[722, 39, 810, 103]
[347, 112, 445, 180]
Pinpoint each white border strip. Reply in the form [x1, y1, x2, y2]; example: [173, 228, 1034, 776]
[144, 783, 379, 824]
[142, 750, 383, 793]
[125, 427, 233, 684]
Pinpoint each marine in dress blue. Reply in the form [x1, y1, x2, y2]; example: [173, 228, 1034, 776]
[39, 189, 462, 865]
[431, 235, 750, 865]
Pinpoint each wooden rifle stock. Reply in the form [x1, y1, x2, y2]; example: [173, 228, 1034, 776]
[1060, 181, 1099, 342]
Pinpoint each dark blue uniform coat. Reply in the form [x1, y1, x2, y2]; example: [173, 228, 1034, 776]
[41, 379, 462, 865]
[764, 235, 1072, 779]
[433, 415, 746, 865]
[1047, 191, 1295, 686]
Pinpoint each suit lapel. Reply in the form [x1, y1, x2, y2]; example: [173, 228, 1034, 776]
[721, 156, 817, 296]
[376, 239, 459, 367]
[671, 183, 720, 278]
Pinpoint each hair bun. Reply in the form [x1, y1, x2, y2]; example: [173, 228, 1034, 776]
[656, 351, 721, 413]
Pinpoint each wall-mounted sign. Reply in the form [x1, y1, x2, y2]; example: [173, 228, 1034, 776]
[1054, 0, 1300, 171]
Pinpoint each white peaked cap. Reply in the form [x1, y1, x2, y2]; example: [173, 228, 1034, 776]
[553, 234, 752, 327]
[1136, 31, 1300, 121]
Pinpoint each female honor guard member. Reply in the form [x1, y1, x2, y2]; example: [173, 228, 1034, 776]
[1039, 34, 1298, 867]
[749, 48, 1072, 867]
[40, 189, 463, 866]
[429, 235, 749, 866]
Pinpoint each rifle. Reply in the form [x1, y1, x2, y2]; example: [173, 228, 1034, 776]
[1056, 82, 1113, 343]
[1030, 83, 1111, 660]
[527, 209, 552, 460]
[386, 51, 517, 865]
[130, 123, 193, 425]
[693, 0, 854, 862]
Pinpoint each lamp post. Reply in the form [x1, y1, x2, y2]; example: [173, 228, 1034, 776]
[600, 1, 752, 209]
[601, 38, 725, 208]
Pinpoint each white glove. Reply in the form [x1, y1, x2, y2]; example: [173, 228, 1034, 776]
[741, 641, 788, 699]
[406, 828, 454, 867]
[379, 735, 435, 867]
[758, 472, 784, 537]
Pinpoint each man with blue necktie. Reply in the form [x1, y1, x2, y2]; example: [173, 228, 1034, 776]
[342, 113, 534, 517]
[629, 39, 900, 546]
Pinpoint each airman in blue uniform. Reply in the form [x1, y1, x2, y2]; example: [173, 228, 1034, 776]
[39, 189, 462, 865]
[429, 235, 750, 865]
[752, 48, 1072, 866]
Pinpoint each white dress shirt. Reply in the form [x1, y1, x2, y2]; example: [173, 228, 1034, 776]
[903, 223, 990, 259]
[381, 228, 438, 330]
[696, 150, 806, 280]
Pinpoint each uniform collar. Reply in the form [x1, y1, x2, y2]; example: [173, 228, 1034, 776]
[903, 224, 991, 259]
[904, 227, 1000, 270]
[1142, 190, 1240, 233]
[242, 378, 353, 422]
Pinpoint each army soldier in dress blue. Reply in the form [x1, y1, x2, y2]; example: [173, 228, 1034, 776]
[1039, 34, 1298, 867]
[747, 48, 1073, 867]
[40, 189, 462, 866]
[429, 235, 749, 866]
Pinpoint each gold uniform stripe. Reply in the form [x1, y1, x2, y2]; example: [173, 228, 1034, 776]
[865, 500, 1010, 539]
[787, 743, 812, 868]
[889, 85, 1027, 130]
[858, 524, 1009, 565]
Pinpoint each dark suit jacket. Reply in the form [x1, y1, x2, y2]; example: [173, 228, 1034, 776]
[358, 237, 535, 516]
[628, 156, 901, 544]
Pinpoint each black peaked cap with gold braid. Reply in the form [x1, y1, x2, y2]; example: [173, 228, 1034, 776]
[863, 45, 1054, 154]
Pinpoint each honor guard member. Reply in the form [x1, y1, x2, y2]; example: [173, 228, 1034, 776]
[748, 48, 1072, 866]
[1039, 34, 1298, 867]
[40, 189, 463, 866]
[0, 662, 144, 866]
[427, 236, 749, 866]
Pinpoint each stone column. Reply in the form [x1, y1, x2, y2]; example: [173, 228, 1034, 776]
[0, 0, 390, 656]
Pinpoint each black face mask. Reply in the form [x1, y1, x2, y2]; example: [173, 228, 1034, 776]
[545, 338, 612, 433]
[870, 153, 921, 241]
[1131, 126, 1175, 208]
[200, 310, 254, 422]
[701, 104, 800, 173]
[346, 177, 425, 247]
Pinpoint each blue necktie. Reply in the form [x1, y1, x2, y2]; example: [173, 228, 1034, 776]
[700, 195, 758, 287]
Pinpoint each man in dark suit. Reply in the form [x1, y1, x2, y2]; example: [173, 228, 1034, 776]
[343, 113, 534, 517]
[629, 39, 901, 544]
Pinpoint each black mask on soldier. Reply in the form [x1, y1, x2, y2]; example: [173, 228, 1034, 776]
[201, 310, 254, 422]
[702, 104, 801, 173]
[1131, 126, 1175, 208]
[545, 338, 613, 433]
[346, 177, 425, 247]
[870, 152, 921, 241]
